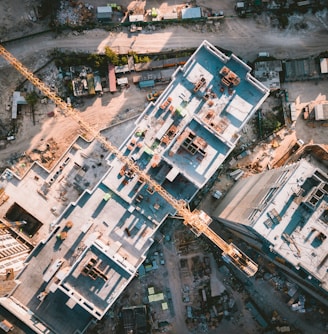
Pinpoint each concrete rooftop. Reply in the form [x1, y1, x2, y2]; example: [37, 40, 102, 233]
[1, 40, 269, 334]
[215, 159, 328, 294]
[252, 160, 328, 289]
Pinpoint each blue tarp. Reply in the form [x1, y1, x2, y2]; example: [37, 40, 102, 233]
[139, 80, 155, 88]
[138, 265, 146, 277]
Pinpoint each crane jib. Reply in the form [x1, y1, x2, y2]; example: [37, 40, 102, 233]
[0, 44, 258, 277]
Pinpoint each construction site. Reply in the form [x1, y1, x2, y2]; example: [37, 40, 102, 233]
[0, 37, 328, 334]
[0, 45, 327, 334]
[0, 1, 328, 334]
[0, 40, 271, 334]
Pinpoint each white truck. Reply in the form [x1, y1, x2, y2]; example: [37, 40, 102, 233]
[212, 190, 223, 199]
[258, 52, 270, 58]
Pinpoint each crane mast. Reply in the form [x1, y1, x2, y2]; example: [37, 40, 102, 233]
[0, 44, 258, 277]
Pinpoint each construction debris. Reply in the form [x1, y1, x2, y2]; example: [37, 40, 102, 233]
[56, 1, 95, 27]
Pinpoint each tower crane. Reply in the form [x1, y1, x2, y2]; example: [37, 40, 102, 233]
[0, 45, 258, 277]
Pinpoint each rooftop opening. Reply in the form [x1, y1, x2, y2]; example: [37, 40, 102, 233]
[309, 196, 319, 206]
[320, 210, 328, 225]
[323, 183, 328, 193]
[314, 171, 328, 183]
[5, 202, 42, 236]
[301, 176, 320, 197]
[311, 232, 326, 248]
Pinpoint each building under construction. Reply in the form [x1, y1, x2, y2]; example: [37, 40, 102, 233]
[213, 159, 328, 305]
[0, 40, 269, 334]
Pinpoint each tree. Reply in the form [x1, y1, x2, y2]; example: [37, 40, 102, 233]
[132, 53, 139, 63]
[25, 91, 39, 106]
[263, 118, 281, 135]
[139, 55, 150, 63]
[119, 55, 128, 65]
[87, 54, 106, 69]
[278, 14, 288, 29]
[104, 47, 119, 65]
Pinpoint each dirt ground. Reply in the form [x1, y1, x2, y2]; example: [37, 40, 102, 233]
[1, 74, 153, 175]
[0, 0, 44, 41]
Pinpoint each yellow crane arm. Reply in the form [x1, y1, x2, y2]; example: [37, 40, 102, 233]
[0, 45, 186, 214]
[0, 44, 258, 277]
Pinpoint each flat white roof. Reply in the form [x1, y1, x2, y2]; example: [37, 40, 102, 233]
[129, 14, 144, 22]
[320, 58, 328, 74]
[226, 94, 253, 122]
[314, 103, 328, 120]
[252, 160, 328, 288]
[12, 91, 27, 119]
[97, 6, 112, 13]
[117, 77, 128, 85]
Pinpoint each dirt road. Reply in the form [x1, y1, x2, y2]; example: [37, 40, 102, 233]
[162, 241, 191, 334]
[2, 15, 328, 65]
[247, 278, 326, 334]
